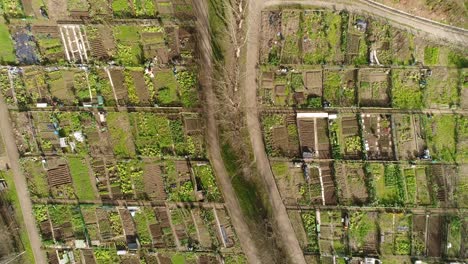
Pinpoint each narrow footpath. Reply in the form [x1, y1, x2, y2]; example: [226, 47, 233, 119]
[0, 94, 46, 264]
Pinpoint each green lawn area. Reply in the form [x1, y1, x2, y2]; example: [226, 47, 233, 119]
[23, 159, 49, 198]
[422, 115, 456, 162]
[69, 157, 96, 200]
[107, 112, 136, 158]
[0, 24, 16, 63]
[155, 70, 179, 105]
[370, 163, 403, 206]
[111, 0, 132, 17]
[424, 46, 439, 65]
[0, 171, 35, 263]
[171, 254, 186, 264]
[391, 69, 423, 109]
[113, 26, 142, 65]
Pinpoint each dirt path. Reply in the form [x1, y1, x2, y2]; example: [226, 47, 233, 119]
[243, 1, 306, 263]
[0, 95, 46, 264]
[193, 1, 263, 263]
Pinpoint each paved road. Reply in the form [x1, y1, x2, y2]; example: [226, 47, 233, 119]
[242, 0, 468, 263]
[0, 94, 46, 264]
[193, 1, 263, 263]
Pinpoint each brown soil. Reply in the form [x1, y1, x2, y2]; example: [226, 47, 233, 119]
[427, 215, 442, 257]
[130, 71, 151, 104]
[109, 69, 128, 102]
[335, 162, 368, 205]
[375, 0, 467, 28]
[361, 114, 394, 160]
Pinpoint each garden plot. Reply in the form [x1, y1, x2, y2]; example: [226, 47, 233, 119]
[142, 160, 167, 200]
[296, 115, 331, 159]
[23, 158, 49, 198]
[94, 207, 125, 241]
[259, 11, 282, 64]
[108, 68, 127, 103]
[193, 162, 222, 202]
[129, 112, 204, 157]
[113, 25, 143, 65]
[361, 114, 394, 160]
[299, 212, 320, 253]
[91, 157, 111, 199]
[114, 160, 144, 199]
[22, 67, 49, 104]
[320, 162, 337, 205]
[378, 213, 411, 256]
[45, 158, 77, 199]
[140, 27, 167, 62]
[456, 115, 468, 164]
[69, 156, 97, 200]
[345, 15, 368, 65]
[214, 208, 238, 248]
[11, 25, 40, 64]
[80, 205, 100, 244]
[9, 111, 37, 155]
[421, 114, 456, 162]
[1, 0, 24, 18]
[318, 210, 347, 255]
[270, 161, 322, 205]
[0, 69, 14, 105]
[287, 210, 309, 251]
[367, 20, 392, 65]
[262, 114, 300, 157]
[329, 115, 362, 159]
[391, 68, 424, 109]
[124, 68, 153, 105]
[349, 211, 378, 255]
[424, 67, 459, 108]
[154, 207, 176, 247]
[88, 0, 112, 18]
[47, 69, 91, 105]
[154, 68, 178, 105]
[393, 114, 425, 160]
[334, 162, 368, 205]
[454, 165, 468, 208]
[59, 24, 90, 63]
[111, 0, 133, 17]
[156, 0, 174, 17]
[172, 0, 196, 22]
[401, 165, 431, 206]
[446, 215, 464, 259]
[86, 114, 113, 157]
[323, 69, 357, 107]
[367, 163, 405, 206]
[107, 112, 136, 158]
[32, 24, 65, 63]
[390, 29, 414, 65]
[164, 160, 195, 202]
[85, 25, 116, 60]
[428, 164, 457, 207]
[265, 71, 308, 106]
[133, 207, 158, 247]
[302, 11, 346, 65]
[280, 10, 301, 64]
[461, 69, 468, 109]
[48, 205, 86, 244]
[7, 70, 29, 109]
[304, 70, 323, 98]
[358, 68, 390, 106]
[426, 215, 443, 257]
[30, 111, 60, 153]
[88, 68, 115, 106]
[170, 208, 198, 249]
